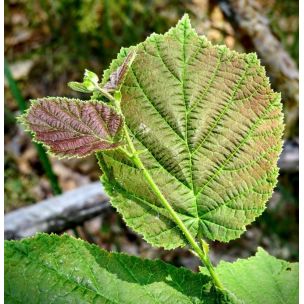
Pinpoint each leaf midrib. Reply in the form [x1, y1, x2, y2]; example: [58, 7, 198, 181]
[37, 100, 116, 144]
[101, 158, 196, 220]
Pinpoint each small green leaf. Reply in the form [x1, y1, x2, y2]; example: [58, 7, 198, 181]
[215, 248, 299, 304]
[68, 70, 100, 94]
[5, 233, 222, 304]
[98, 14, 284, 249]
[68, 81, 92, 93]
[83, 79, 96, 91]
[19, 97, 124, 158]
[84, 69, 99, 86]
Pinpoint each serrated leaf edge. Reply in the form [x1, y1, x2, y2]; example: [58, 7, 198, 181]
[18, 97, 125, 160]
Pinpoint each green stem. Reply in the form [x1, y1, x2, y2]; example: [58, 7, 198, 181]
[113, 94, 224, 290]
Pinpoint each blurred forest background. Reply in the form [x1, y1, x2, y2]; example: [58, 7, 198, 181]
[4, 0, 299, 269]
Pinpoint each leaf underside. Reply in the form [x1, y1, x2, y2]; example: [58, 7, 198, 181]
[20, 97, 123, 158]
[98, 15, 284, 249]
[5, 234, 298, 304]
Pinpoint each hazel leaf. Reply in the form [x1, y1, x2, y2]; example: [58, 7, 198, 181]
[5, 234, 298, 304]
[84, 69, 99, 86]
[19, 97, 124, 159]
[4, 233, 222, 304]
[215, 248, 299, 304]
[97, 14, 284, 249]
[104, 50, 137, 92]
[68, 81, 92, 93]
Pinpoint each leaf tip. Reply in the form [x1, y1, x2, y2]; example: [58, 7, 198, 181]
[246, 52, 259, 65]
[175, 13, 193, 31]
[180, 13, 191, 24]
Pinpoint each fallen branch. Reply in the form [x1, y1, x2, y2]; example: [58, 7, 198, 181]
[5, 182, 110, 240]
[278, 140, 299, 173]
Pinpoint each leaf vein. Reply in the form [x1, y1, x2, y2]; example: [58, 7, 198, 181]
[195, 93, 278, 197]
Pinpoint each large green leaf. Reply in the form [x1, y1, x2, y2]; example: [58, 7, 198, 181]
[4, 233, 221, 304]
[98, 15, 284, 249]
[5, 234, 298, 304]
[215, 248, 299, 304]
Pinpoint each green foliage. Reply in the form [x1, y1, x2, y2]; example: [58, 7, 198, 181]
[5, 234, 298, 304]
[4, 233, 218, 304]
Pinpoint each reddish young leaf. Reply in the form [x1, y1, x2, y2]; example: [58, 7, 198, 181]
[19, 97, 124, 158]
[104, 50, 136, 92]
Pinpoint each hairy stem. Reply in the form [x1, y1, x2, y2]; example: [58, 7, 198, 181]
[113, 94, 224, 290]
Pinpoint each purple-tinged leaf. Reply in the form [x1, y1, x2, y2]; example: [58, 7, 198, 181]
[19, 97, 124, 158]
[104, 50, 136, 92]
